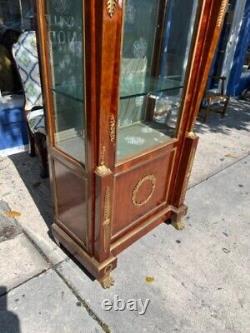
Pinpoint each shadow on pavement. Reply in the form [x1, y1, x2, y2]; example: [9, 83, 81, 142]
[9, 152, 53, 231]
[197, 98, 250, 134]
[0, 286, 21, 333]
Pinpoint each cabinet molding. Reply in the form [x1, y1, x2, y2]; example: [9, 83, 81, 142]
[217, 0, 228, 28]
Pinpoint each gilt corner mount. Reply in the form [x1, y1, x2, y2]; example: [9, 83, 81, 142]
[107, 0, 118, 17]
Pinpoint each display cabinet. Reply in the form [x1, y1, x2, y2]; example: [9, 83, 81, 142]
[36, 0, 228, 287]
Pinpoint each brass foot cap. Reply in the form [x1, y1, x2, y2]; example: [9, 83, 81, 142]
[99, 275, 114, 289]
[172, 221, 185, 231]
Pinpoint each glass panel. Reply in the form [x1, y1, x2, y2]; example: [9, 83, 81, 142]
[46, 0, 85, 163]
[117, 0, 198, 161]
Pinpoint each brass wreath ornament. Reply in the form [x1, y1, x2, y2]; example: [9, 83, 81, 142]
[132, 175, 156, 207]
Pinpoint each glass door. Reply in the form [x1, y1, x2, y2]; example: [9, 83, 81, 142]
[45, 0, 86, 164]
[117, 0, 199, 161]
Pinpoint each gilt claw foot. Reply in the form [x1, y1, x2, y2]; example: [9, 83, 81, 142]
[171, 220, 185, 231]
[99, 275, 114, 289]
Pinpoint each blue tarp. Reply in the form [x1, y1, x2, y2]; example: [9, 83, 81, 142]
[0, 105, 28, 150]
[227, 0, 250, 96]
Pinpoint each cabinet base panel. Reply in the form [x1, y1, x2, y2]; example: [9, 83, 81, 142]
[52, 223, 117, 283]
[111, 204, 187, 256]
[52, 204, 187, 287]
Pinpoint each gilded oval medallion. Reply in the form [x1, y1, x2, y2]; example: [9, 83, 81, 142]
[132, 175, 156, 207]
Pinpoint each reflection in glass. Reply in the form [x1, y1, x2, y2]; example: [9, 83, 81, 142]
[46, 0, 85, 163]
[117, 0, 198, 161]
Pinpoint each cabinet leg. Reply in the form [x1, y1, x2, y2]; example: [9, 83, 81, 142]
[98, 273, 114, 289]
[171, 215, 185, 231]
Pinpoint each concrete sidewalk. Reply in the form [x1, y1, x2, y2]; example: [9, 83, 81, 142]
[0, 99, 249, 332]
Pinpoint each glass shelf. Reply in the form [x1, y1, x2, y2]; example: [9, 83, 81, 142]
[55, 133, 85, 162]
[52, 83, 83, 103]
[120, 75, 183, 99]
[51, 75, 183, 102]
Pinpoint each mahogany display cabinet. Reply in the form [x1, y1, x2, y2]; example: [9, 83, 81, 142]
[36, 0, 228, 287]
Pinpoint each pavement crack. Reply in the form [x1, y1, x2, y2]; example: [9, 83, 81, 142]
[188, 152, 250, 190]
[0, 268, 50, 298]
[54, 268, 111, 333]
[21, 229, 53, 266]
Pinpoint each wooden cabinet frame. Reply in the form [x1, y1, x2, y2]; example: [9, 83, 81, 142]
[35, 0, 228, 287]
